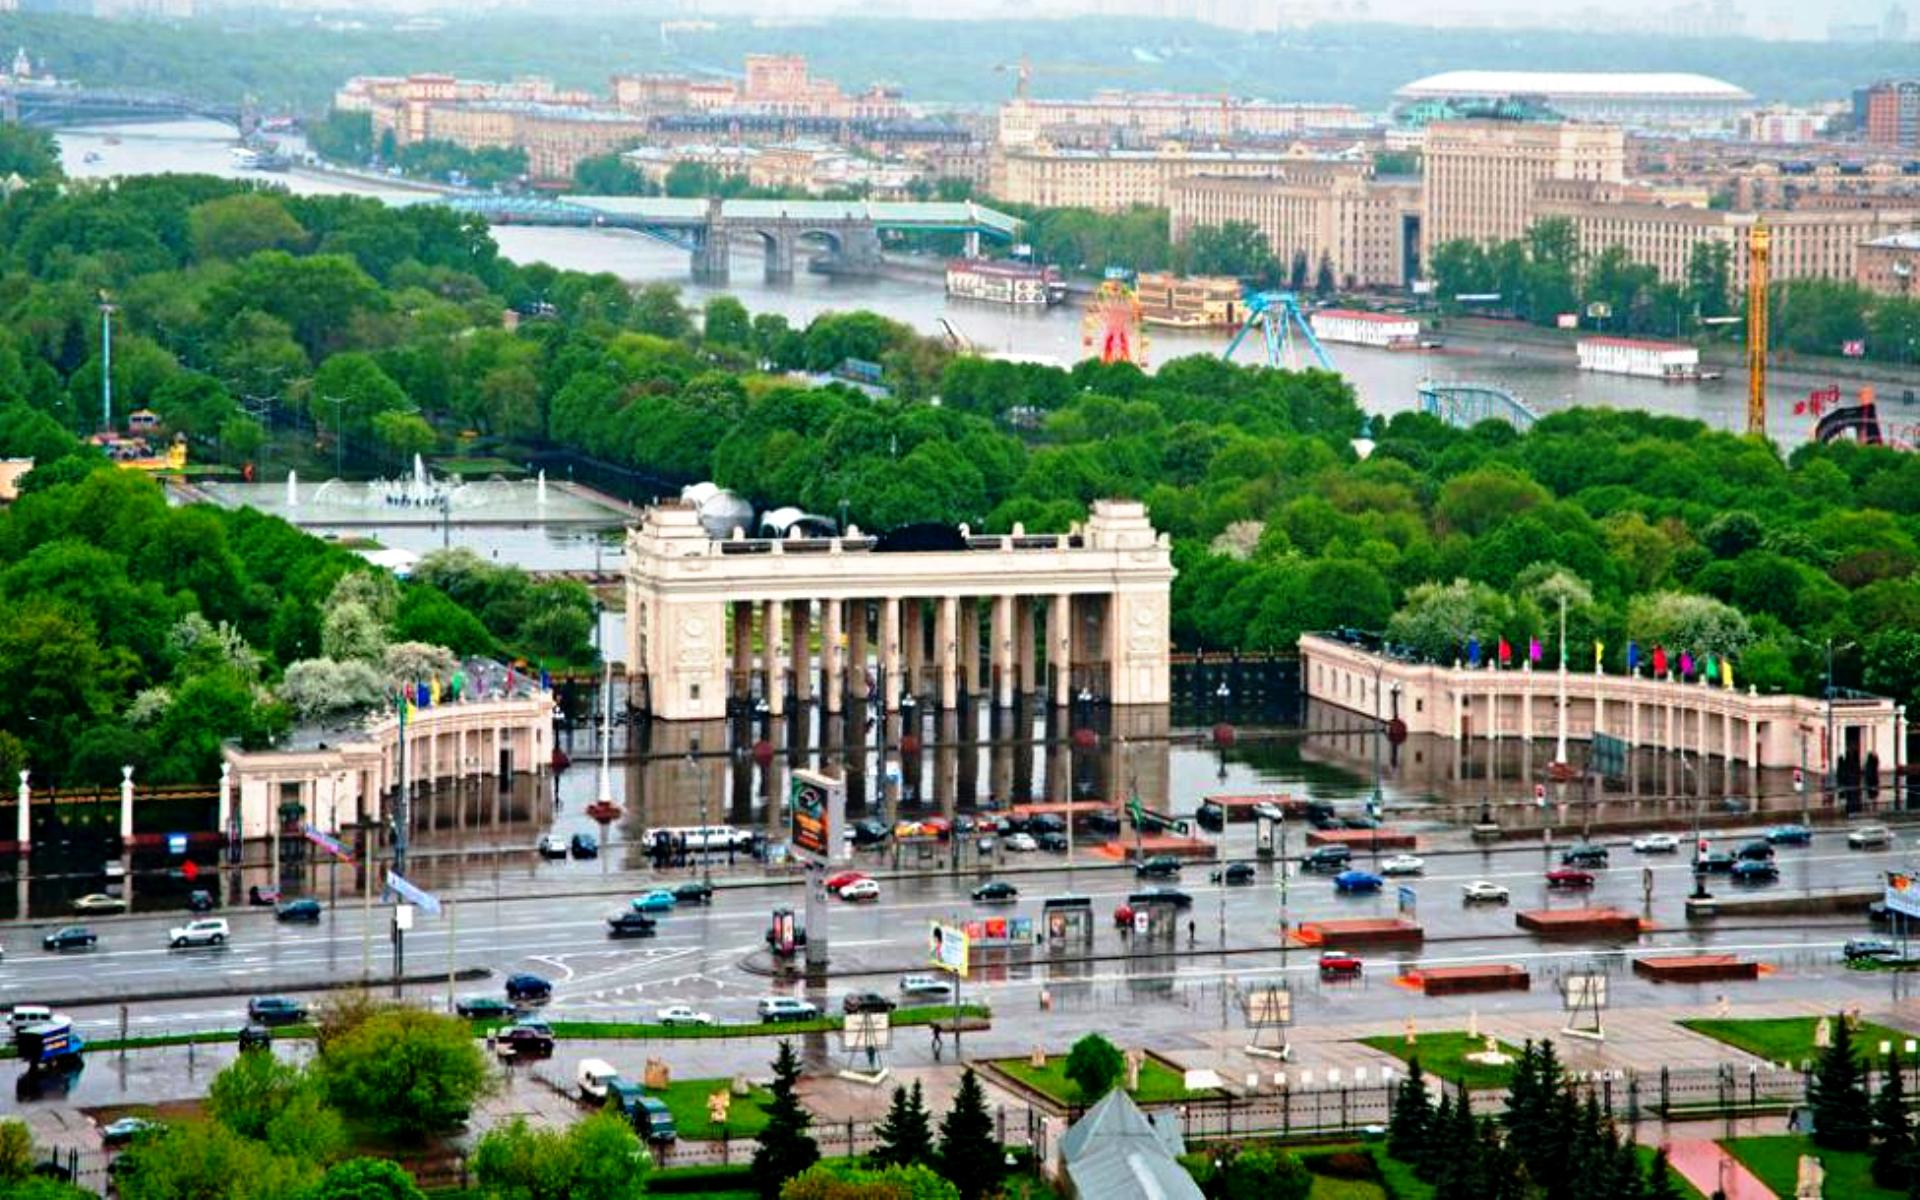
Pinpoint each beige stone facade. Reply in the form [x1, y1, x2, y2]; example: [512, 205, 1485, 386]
[625, 500, 1175, 721]
[1169, 167, 1420, 289]
[995, 93, 1367, 148]
[1859, 232, 1920, 296]
[993, 142, 1320, 212]
[1422, 120, 1626, 251]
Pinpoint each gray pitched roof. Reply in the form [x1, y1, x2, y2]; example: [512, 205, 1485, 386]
[1060, 1090, 1203, 1200]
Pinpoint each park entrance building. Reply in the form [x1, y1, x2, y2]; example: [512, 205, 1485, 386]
[624, 499, 1175, 721]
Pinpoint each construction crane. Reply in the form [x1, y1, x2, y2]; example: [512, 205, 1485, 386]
[1747, 221, 1770, 437]
[1222, 291, 1336, 372]
[993, 55, 1144, 101]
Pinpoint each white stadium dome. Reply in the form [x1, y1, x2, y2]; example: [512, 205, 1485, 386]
[1396, 71, 1753, 103]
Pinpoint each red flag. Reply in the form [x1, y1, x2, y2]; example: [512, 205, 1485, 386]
[1497, 638, 1511, 665]
[1653, 645, 1667, 676]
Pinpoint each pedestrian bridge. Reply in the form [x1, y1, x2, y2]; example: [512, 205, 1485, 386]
[416, 195, 1021, 282]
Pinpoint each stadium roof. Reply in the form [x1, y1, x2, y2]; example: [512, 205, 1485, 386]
[1397, 72, 1753, 102]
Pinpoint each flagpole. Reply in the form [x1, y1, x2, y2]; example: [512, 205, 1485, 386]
[1556, 595, 1568, 765]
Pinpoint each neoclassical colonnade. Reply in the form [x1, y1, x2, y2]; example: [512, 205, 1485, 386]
[626, 499, 1176, 722]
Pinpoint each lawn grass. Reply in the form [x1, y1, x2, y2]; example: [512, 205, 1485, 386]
[0, 1024, 318, 1060]
[1633, 1144, 1707, 1200]
[1309, 1176, 1387, 1199]
[1358, 1032, 1527, 1090]
[644, 1078, 774, 1141]
[1681, 1017, 1916, 1068]
[1299, 1144, 1427, 1200]
[1723, 1135, 1903, 1199]
[995, 1054, 1211, 1106]
[511, 1004, 987, 1042]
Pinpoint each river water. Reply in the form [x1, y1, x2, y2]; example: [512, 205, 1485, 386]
[56, 118, 1894, 444]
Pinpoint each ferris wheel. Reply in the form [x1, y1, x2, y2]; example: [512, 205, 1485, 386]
[1081, 280, 1147, 368]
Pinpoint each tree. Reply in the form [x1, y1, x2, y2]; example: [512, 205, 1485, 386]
[0, 1118, 32, 1181]
[1180, 221, 1279, 286]
[1064, 1033, 1125, 1102]
[1315, 251, 1336, 298]
[870, 1080, 935, 1168]
[115, 1123, 313, 1200]
[1686, 240, 1732, 321]
[307, 1158, 427, 1200]
[279, 657, 386, 720]
[573, 152, 656, 196]
[704, 295, 753, 348]
[632, 282, 692, 339]
[310, 352, 409, 450]
[1874, 1045, 1913, 1188]
[782, 1163, 959, 1200]
[190, 193, 308, 262]
[315, 1007, 490, 1139]
[1643, 1147, 1684, 1200]
[1387, 1056, 1432, 1162]
[1810, 1013, 1874, 1151]
[753, 1040, 821, 1199]
[207, 1046, 305, 1139]
[472, 1112, 649, 1200]
[1215, 1146, 1313, 1200]
[371, 409, 438, 461]
[935, 1068, 1001, 1200]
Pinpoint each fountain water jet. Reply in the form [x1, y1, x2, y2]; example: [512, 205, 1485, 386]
[537, 469, 548, 506]
[286, 470, 297, 508]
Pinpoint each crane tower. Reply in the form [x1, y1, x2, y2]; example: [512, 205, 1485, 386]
[1746, 223, 1770, 437]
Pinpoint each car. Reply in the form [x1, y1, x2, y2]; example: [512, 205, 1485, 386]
[275, 898, 322, 923]
[1318, 950, 1363, 978]
[186, 889, 216, 913]
[1730, 859, 1779, 883]
[607, 912, 658, 938]
[1004, 832, 1039, 852]
[247, 885, 281, 907]
[631, 890, 678, 912]
[899, 973, 954, 997]
[41, 926, 96, 952]
[655, 1005, 714, 1026]
[1380, 854, 1425, 876]
[971, 880, 1019, 903]
[839, 878, 881, 902]
[246, 997, 308, 1026]
[1334, 870, 1384, 894]
[757, 997, 820, 1023]
[1735, 840, 1776, 862]
[1766, 824, 1813, 845]
[456, 996, 517, 1020]
[1633, 833, 1681, 853]
[1211, 863, 1256, 886]
[850, 818, 891, 847]
[569, 833, 599, 860]
[237, 1023, 273, 1052]
[1545, 868, 1595, 889]
[1300, 846, 1353, 873]
[1036, 831, 1069, 852]
[537, 833, 568, 859]
[1135, 855, 1182, 879]
[1084, 809, 1122, 834]
[100, 1117, 161, 1146]
[1128, 887, 1193, 909]
[975, 834, 998, 855]
[1849, 825, 1893, 849]
[71, 893, 125, 913]
[1342, 815, 1382, 830]
[842, 992, 897, 1014]
[1561, 844, 1610, 867]
[1700, 852, 1738, 873]
[505, 973, 552, 1004]
[168, 918, 229, 948]
[824, 870, 870, 892]
[673, 881, 714, 905]
[495, 1024, 555, 1058]
[1461, 880, 1511, 903]
[1845, 938, 1902, 963]
[1030, 813, 1067, 834]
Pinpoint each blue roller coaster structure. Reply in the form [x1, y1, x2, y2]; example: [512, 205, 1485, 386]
[1221, 291, 1336, 372]
[1416, 380, 1541, 431]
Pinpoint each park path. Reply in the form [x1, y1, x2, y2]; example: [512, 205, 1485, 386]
[1664, 1138, 1777, 1199]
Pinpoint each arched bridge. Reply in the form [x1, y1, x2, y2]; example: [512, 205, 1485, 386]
[1417, 380, 1541, 432]
[1, 84, 245, 130]
[408, 194, 1021, 283]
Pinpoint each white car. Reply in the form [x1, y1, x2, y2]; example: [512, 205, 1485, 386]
[536, 833, 568, 859]
[168, 918, 230, 948]
[656, 1005, 714, 1027]
[1003, 832, 1038, 853]
[898, 974, 954, 997]
[1461, 880, 1510, 904]
[1633, 833, 1681, 853]
[1849, 825, 1893, 849]
[838, 878, 881, 903]
[1380, 854, 1425, 876]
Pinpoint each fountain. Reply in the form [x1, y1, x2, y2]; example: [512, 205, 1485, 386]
[537, 469, 547, 506]
[197, 458, 624, 533]
[286, 470, 297, 508]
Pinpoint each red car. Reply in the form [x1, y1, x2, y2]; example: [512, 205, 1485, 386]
[1545, 868, 1596, 889]
[1318, 950, 1363, 979]
[824, 870, 869, 892]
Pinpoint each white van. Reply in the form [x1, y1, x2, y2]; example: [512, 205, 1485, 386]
[8, 1005, 53, 1031]
[577, 1058, 620, 1100]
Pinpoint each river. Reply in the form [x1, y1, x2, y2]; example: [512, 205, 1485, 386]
[57, 118, 1916, 444]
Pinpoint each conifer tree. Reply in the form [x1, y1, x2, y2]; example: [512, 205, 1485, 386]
[751, 1040, 819, 1199]
[1418, 1089, 1457, 1183]
[871, 1080, 934, 1169]
[1387, 1057, 1432, 1163]
[937, 1068, 1003, 1200]
[1811, 1014, 1874, 1151]
[1874, 1045, 1914, 1189]
[1643, 1148, 1684, 1200]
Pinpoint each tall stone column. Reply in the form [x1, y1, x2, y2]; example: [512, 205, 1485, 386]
[120, 764, 136, 842]
[764, 599, 786, 717]
[992, 594, 1014, 709]
[217, 762, 232, 847]
[880, 597, 901, 711]
[849, 601, 870, 701]
[733, 602, 753, 701]
[1050, 593, 1072, 707]
[937, 595, 958, 710]
[1015, 597, 1037, 699]
[15, 770, 29, 855]
[790, 600, 812, 707]
[959, 598, 980, 699]
[823, 599, 844, 716]
[904, 600, 926, 700]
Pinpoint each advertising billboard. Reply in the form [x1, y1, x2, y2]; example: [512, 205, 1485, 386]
[1887, 872, 1920, 920]
[929, 922, 969, 977]
[789, 769, 844, 862]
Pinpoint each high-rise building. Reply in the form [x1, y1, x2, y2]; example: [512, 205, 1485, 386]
[1422, 119, 1625, 251]
[1864, 80, 1920, 148]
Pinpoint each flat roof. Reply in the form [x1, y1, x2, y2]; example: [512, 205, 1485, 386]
[1398, 71, 1752, 103]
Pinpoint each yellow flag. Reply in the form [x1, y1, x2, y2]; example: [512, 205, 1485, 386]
[1594, 640, 1604, 672]
[1721, 658, 1733, 689]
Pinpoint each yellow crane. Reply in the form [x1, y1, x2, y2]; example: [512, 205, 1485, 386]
[1747, 221, 1770, 437]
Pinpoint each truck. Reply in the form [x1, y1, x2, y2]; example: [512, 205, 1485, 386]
[604, 1078, 677, 1144]
[16, 1019, 85, 1066]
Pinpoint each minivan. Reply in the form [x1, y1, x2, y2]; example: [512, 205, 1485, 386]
[1300, 846, 1352, 872]
[577, 1058, 620, 1100]
[605, 1080, 678, 1143]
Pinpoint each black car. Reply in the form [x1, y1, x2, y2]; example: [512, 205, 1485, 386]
[971, 880, 1019, 903]
[237, 1023, 273, 1052]
[505, 973, 553, 1004]
[1341, 815, 1382, 831]
[1128, 887, 1193, 909]
[1700, 852, 1738, 873]
[41, 926, 96, 952]
[456, 996, 517, 1020]
[1300, 846, 1353, 873]
[274, 899, 322, 923]
[495, 1024, 555, 1058]
[1846, 938, 1901, 962]
[246, 996, 308, 1026]
[1736, 840, 1776, 862]
[1211, 863, 1257, 886]
[1083, 809, 1122, 834]
[1195, 802, 1225, 831]
[1561, 844, 1610, 868]
[1730, 860, 1779, 883]
[850, 819, 891, 847]
[673, 881, 714, 905]
[1135, 855, 1182, 879]
[842, 991, 897, 1014]
[186, 890, 216, 913]
[570, 833, 599, 860]
[1029, 813, 1067, 834]
[1036, 832, 1069, 852]
[999, 814, 1032, 835]
[608, 912, 658, 938]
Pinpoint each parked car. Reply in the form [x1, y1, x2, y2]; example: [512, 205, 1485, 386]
[839, 879, 882, 903]
[1334, 870, 1384, 894]
[456, 995, 517, 1020]
[1319, 950, 1363, 979]
[1003, 832, 1039, 853]
[247, 885, 281, 907]
[237, 1023, 273, 1052]
[275, 898, 322, 923]
[1561, 844, 1610, 868]
[824, 870, 870, 892]
[1084, 809, 1122, 834]
[537, 833, 569, 860]
[607, 912, 658, 939]
[631, 890, 677, 912]
[1300, 846, 1352, 873]
[1849, 825, 1893, 849]
[673, 881, 714, 905]
[496, 1024, 555, 1058]
[246, 997, 307, 1026]
[971, 880, 1019, 903]
[843, 992, 897, 1014]
[41, 926, 96, 952]
[1380, 854, 1425, 876]
[1036, 831, 1069, 852]
[186, 889, 216, 913]
[849, 818, 891, 847]
[100, 1117, 161, 1146]
[899, 974, 954, 997]
[1211, 863, 1256, 886]
[505, 973, 552, 1004]
[168, 918, 229, 948]
[1766, 824, 1813, 845]
[1134, 855, 1182, 879]
[1128, 887, 1193, 909]
[1461, 880, 1511, 903]
[757, 998, 820, 1023]
[1545, 869, 1595, 889]
[656, 1005, 714, 1027]
[569, 833, 599, 860]
[1632, 833, 1681, 853]
[1730, 860, 1779, 883]
[70, 893, 124, 913]
[1845, 938, 1901, 963]
[1030, 813, 1067, 834]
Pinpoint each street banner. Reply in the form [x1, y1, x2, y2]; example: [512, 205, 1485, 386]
[386, 870, 441, 917]
[929, 922, 969, 977]
[303, 825, 354, 862]
[1887, 872, 1920, 920]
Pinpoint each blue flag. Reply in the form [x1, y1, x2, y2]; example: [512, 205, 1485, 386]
[385, 871, 441, 917]
[415, 681, 430, 708]
[540, 668, 552, 691]
[1627, 641, 1640, 673]
[1467, 636, 1481, 666]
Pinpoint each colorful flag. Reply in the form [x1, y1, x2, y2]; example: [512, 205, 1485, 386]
[1528, 637, 1542, 664]
[540, 667, 553, 691]
[1680, 651, 1693, 678]
[1653, 645, 1667, 677]
[429, 677, 441, 705]
[1721, 657, 1733, 689]
[1467, 636, 1481, 667]
[1703, 653, 1718, 683]
[1627, 640, 1640, 673]
[415, 680, 430, 708]
[1498, 637, 1512, 666]
[450, 669, 466, 700]
[1594, 640, 1604, 672]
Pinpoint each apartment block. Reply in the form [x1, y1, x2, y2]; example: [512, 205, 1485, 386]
[1422, 120, 1626, 251]
[1169, 166, 1421, 289]
[994, 142, 1339, 212]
